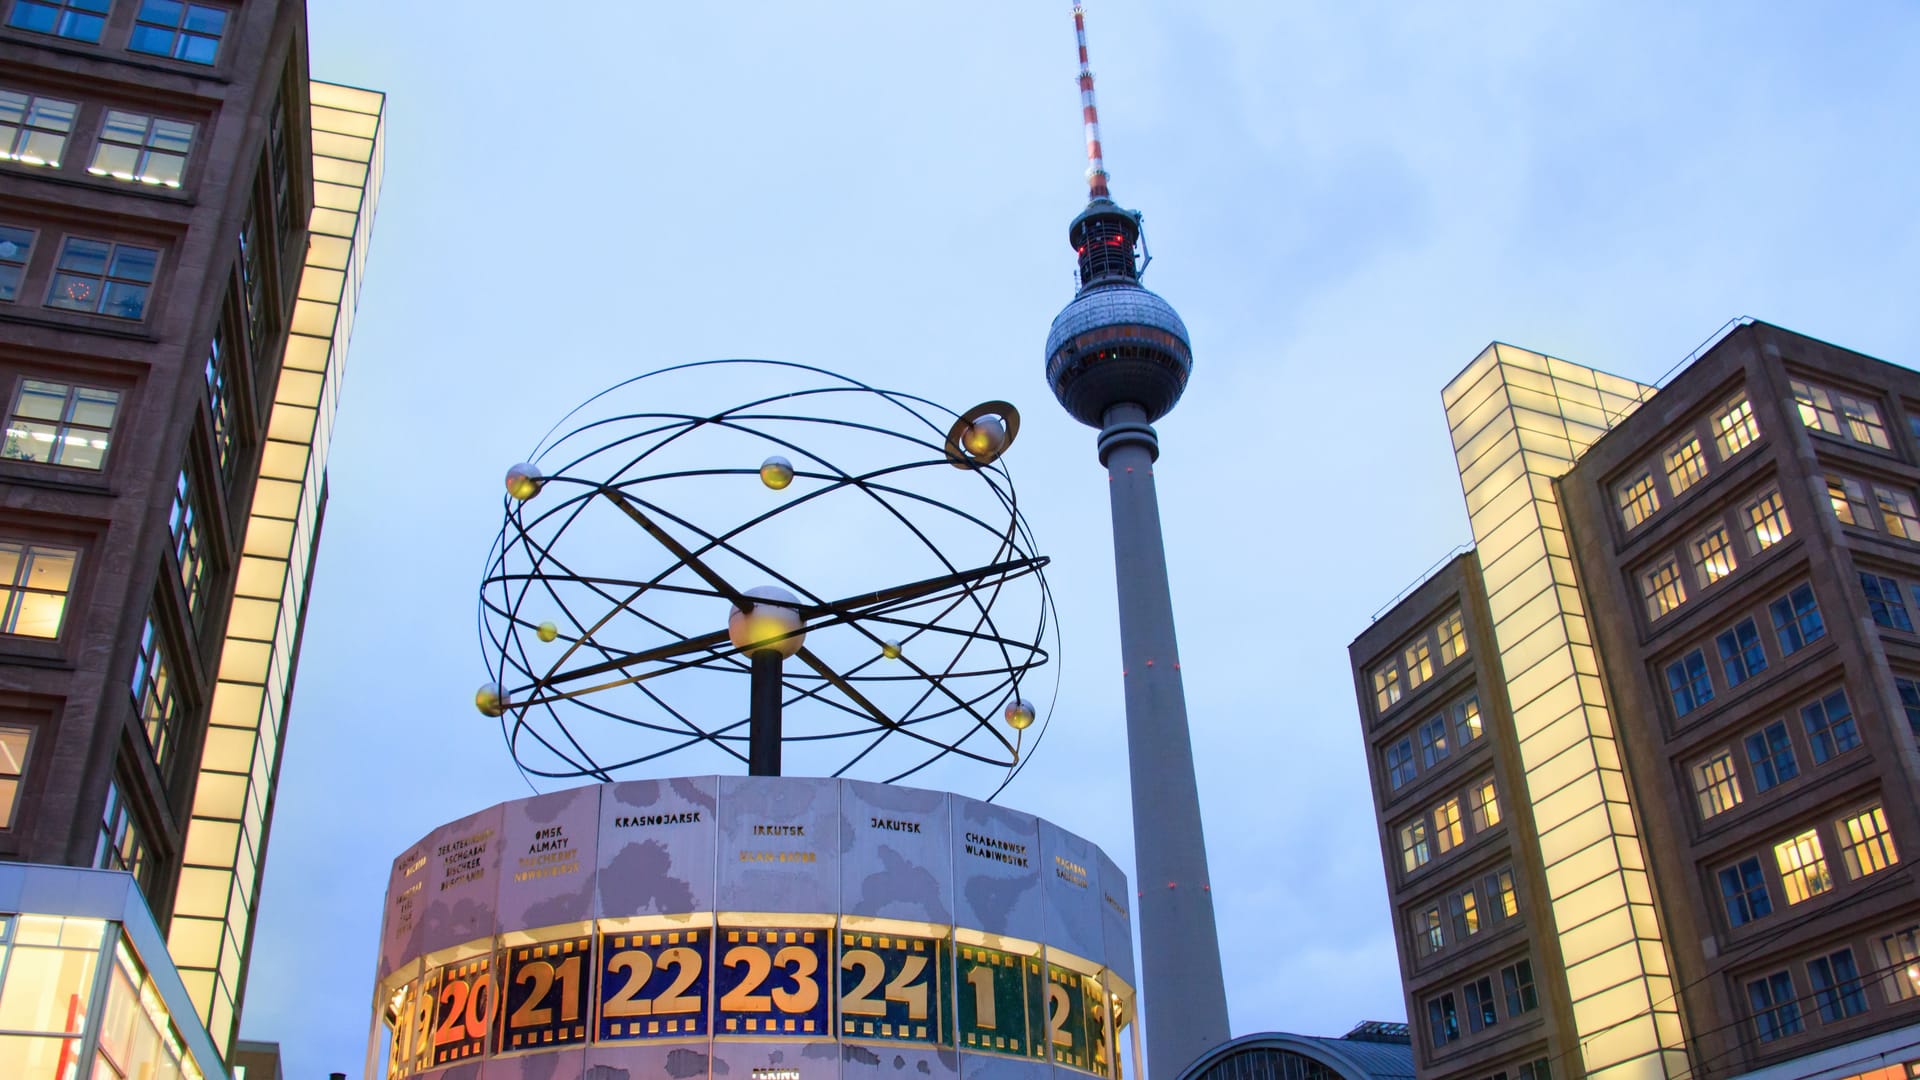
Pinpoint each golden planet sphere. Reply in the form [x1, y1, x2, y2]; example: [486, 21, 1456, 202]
[537, 621, 559, 643]
[759, 456, 794, 490]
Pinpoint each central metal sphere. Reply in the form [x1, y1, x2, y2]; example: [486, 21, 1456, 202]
[727, 585, 806, 658]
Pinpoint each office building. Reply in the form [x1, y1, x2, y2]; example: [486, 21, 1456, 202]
[1353, 321, 1920, 1080]
[0, 0, 381, 1070]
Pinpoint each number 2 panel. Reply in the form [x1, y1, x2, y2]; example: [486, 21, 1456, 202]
[597, 926, 712, 1041]
[498, 935, 592, 1052]
[837, 931, 950, 1046]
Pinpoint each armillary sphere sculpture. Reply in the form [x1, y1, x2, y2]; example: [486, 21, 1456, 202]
[476, 360, 1057, 797]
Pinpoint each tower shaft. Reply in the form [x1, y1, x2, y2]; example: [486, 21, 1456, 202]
[1098, 404, 1230, 1078]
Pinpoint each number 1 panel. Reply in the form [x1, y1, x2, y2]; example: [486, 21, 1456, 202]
[596, 925, 712, 1042]
[498, 935, 592, 1052]
[955, 942, 1031, 1057]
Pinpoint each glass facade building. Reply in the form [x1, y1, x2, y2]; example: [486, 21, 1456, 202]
[0, 0, 381, 1070]
[1355, 323, 1920, 1080]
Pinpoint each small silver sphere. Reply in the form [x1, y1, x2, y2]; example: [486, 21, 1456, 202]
[759, 455, 794, 490]
[536, 621, 559, 643]
[881, 640, 903, 660]
[476, 682, 507, 717]
[728, 586, 807, 658]
[505, 462, 543, 501]
[1004, 698, 1036, 731]
[962, 417, 1008, 460]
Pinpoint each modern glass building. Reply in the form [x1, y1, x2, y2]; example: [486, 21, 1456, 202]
[0, 0, 381, 1071]
[1353, 322, 1920, 1080]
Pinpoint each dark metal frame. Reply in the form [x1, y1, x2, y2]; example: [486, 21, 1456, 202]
[478, 360, 1057, 799]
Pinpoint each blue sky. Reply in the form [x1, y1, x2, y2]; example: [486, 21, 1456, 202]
[247, 2, 1920, 1075]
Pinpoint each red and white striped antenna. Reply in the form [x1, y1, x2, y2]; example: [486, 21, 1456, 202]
[1072, 1, 1111, 200]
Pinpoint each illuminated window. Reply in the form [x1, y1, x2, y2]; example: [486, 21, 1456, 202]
[0, 913, 106, 1066]
[1450, 889, 1479, 940]
[88, 111, 194, 188]
[1414, 906, 1443, 956]
[2, 379, 118, 469]
[1453, 695, 1483, 746]
[1618, 472, 1660, 529]
[130, 616, 179, 769]
[1793, 379, 1841, 435]
[1666, 649, 1713, 717]
[1464, 975, 1497, 1033]
[1861, 573, 1912, 632]
[1469, 778, 1500, 831]
[1842, 392, 1892, 449]
[1801, 690, 1859, 764]
[128, 0, 229, 64]
[1828, 476, 1872, 527]
[169, 469, 206, 621]
[1745, 721, 1798, 792]
[1400, 819, 1430, 872]
[45, 237, 159, 320]
[1692, 525, 1737, 587]
[1809, 949, 1868, 1022]
[0, 89, 77, 168]
[1747, 971, 1803, 1042]
[0, 541, 77, 638]
[1718, 857, 1772, 927]
[1642, 558, 1686, 620]
[1691, 749, 1743, 820]
[1386, 739, 1416, 790]
[1437, 609, 1467, 663]
[1774, 829, 1832, 905]
[1664, 435, 1709, 495]
[1838, 807, 1898, 880]
[0, 223, 32, 300]
[1426, 993, 1458, 1048]
[0, 725, 28, 828]
[1769, 584, 1825, 655]
[1715, 395, 1761, 459]
[1744, 489, 1791, 552]
[1872, 927, 1920, 1003]
[1501, 960, 1537, 1016]
[1878, 486, 1920, 540]
[1374, 665, 1401, 713]
[1419, 714, 1449, 769]
[1405, 639, 1433, 690]
[95, 779, 151, 888]
[1434, 798, 1464, 854]
[1484, 868, 1518, 922]
[5, 0, 108, 42]
[205, 328, 235, 478]
[1717, 618, 1767, 687]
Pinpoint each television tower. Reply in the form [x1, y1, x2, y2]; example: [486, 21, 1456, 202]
[1044, 4, 1230, 1077]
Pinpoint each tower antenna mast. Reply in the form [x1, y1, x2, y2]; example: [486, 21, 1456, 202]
[1072, 1, 1110, 201]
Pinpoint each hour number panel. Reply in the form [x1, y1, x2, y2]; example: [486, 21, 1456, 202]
[431, 957, 497, 1066]
[1043, 964, 1092, 1072]
[955, 943, 1030, 1056]
[499, 935, 591, 1051]
[597, 927, 711, 1042]
[838, 931, 949, 1046]
[715, 926, 832, 1037]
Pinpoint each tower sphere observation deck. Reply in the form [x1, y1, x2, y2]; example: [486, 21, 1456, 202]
[1044, 198, 1193, 429]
